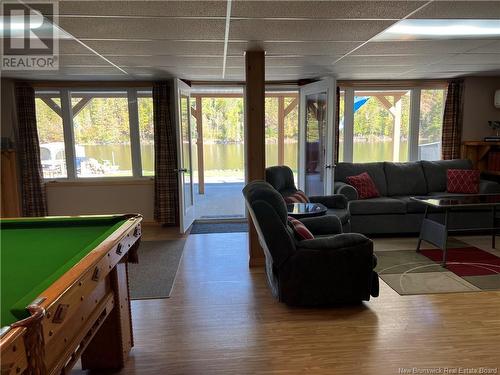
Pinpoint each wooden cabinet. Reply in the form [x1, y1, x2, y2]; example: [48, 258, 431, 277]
[1, 149, 21, 217]
[461, 141, 500, 177]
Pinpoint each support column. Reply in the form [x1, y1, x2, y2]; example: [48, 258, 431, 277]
[192, 96, 204, 194]
[393, 96, 402, 162]
[278, 96, 285, 165]
[245, 50, 266, 267]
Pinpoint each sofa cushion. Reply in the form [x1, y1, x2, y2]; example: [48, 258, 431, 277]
[349, 197, 407, 215]
[346, 172, 380, 199]
[393, 196, 440, 213]
[335, 162, 387, 196]
[384, 161, 428, 196]
[447, 169, 480, 193]
[421, 159, 473, 193]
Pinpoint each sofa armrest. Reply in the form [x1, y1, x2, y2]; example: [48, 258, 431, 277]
[299, 215, 342, 235]
[309, 194, 348, 209]
[479, 179, 500, 194]
[334, 182, 358, 201]
[297, 233, 370, 251]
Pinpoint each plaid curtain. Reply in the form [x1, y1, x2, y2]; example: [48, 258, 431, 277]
[334, 86, 340, 164]
[441, 80, 464, 160]
[15, 84, 47, 217]
[153, 81, 179, 225]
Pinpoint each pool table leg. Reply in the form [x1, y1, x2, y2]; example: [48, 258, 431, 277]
[81, 262, 133, 370]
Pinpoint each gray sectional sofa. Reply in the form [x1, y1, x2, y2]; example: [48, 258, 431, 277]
[334, 159, 500, 235]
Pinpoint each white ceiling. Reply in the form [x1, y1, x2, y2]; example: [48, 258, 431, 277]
[2, 0, 500, 81]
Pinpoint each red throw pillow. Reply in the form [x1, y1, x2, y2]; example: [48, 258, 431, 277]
[346, 172, 380, 199]
[447, 169, 480, 194]
[288, 216, 314, 240]
[284, 190, 309, 204]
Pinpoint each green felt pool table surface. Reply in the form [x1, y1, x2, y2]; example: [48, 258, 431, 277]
[0, 215, 129, 328]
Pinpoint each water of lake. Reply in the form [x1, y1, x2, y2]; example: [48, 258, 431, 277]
[82, 141, 411, 175]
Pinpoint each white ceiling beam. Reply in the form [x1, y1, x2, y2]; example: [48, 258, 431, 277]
[222, 0, 233, 79]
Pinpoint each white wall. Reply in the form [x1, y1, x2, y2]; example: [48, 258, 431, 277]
[45, 180, 155, 221]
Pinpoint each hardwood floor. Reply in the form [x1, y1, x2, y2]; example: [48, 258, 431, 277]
[77, 224, 500, 374]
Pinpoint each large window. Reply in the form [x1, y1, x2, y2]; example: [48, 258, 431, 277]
[339, 86, 446, 162]
[35, 89, 153, 179]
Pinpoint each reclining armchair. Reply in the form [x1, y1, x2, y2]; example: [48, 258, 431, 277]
[265, 166, 351, 232]
[243, 180, 379, 306]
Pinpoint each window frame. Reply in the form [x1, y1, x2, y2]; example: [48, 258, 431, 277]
[35, 87, 153, 181]
[339, 85, 446, 163]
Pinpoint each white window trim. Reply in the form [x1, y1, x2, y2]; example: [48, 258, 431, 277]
[339, 85, 445, 163]
[35, 87, 153, 182]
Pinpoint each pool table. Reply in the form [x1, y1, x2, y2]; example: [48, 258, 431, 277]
[0, 214, 142, 375]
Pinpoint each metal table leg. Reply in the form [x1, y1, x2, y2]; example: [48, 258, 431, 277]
[416, 206, 428, 253]
[493, 206, 497, 249]
[442, 208, 449, 267]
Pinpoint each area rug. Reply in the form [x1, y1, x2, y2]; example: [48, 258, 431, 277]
[128, 240, 186, 300]
[190, 221, 248, 234]
[375, 240, 500, 295]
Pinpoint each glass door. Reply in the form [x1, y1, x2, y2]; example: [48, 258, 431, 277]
[174, 79, 195, 233]
[298, 78, 335, 196]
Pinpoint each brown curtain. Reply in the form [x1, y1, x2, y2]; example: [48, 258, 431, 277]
[334, 86, 340, 164]
[15, 84, 47, 217]
[153, 81, 179, 225]
[441, 80, 464, 160]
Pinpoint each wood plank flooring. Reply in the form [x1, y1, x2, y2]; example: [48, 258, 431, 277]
[75, 224, 500, 374]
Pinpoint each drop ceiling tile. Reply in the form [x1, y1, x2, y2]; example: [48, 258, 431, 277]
[226, 55, 340, 67]
[467, 40, 500, 54]
[411, 1, 500, 19]
[228, 41, 361, 55]
[58, 18, 226, 40]
[412, 64, 500, 73]
[332, 65, 412, 74]
[229, 19, 395, 41]
[77, 40, 225, 56]
[438, 53, 500, 65]
[353, 40, 496, 55]
[338, 54, 442, 66]
[59, 1, 227, 17]
[231, 1, 425, 19]
[111, 55, 223, 67]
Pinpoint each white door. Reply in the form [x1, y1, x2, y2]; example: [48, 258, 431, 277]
[174, 79, 196, 233]
[298, 77, 336, 196]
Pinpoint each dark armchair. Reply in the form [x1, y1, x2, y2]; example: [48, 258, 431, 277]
[265, 165, 351, 231]
[243, 180, 379, 306]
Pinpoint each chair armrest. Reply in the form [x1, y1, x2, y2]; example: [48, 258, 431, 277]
[298, 215, 342, 235]
[479, 179, 500, 194]
[297, 233, 370, 251]
[309, 194, 348, 209]
[334, 182, 358, 201]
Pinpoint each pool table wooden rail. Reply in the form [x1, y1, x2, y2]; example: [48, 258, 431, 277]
[0, 214, 143, 375]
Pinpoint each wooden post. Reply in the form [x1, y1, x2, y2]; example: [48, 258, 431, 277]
[278, 96, 285, 165]
[192, 96, 205, 194]
[393, 96, 402, 162]
[245, 50, 266, 267]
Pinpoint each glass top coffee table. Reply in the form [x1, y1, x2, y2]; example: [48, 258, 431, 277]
[286, 203, 327, 219]
[410, 194, 500, 267]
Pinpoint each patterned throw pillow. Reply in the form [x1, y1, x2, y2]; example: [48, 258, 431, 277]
[346, 172, 380, 199]
[288, 216, 314, 240]
[447, 169, 480, 194]
[284, 190, 309, 204]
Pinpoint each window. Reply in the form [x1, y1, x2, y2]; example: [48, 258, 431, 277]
[353, 90, 410, 163]
[138, 93, 154, 176]
[264, 92, 299, 181]
[35, 92, 67, 178]
[418, 89, 446, 161]
[35, 89, 153, 179]
[340, 86, 446, 162]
